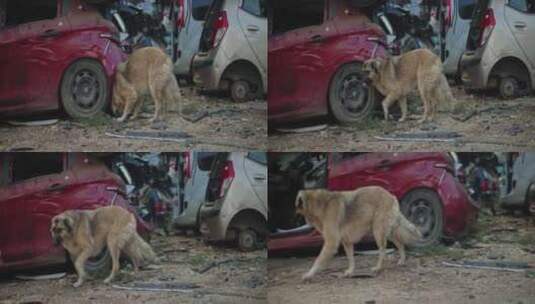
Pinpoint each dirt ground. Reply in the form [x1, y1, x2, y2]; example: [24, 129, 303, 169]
[0, 85, 267, 151]
[269, 88, 535, 151]
[0, 234, 266, 304]
[267, 212, 535, 304]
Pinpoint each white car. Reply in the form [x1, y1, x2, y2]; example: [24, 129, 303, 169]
[173, 0, 214, 79]
[199, 152, 267, 251]
[192, 0, 267, 102]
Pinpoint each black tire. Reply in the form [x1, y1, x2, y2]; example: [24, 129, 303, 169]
[60, 59, 109, 119]
[328, 63, 377, 124]
[230, 80, 252, 103]
[84, 247, 112, 278]
[238, 229, 258, 252]
[498, 76, 519, 99]
[400, 189, 443, 248]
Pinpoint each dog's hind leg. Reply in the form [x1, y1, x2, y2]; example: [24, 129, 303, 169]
[371, 222, 388, 273]
[342, 240, 355, 277]
[398, 97, 408, 122]
[417, 80, 431, 124]
[103, 238, 121, 284]
[148, 68, 170, 123]
[391, 234, 406, 266]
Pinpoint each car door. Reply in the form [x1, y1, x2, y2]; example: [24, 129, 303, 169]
[237, 0, 267, 72]
[505, 0, 535, 67]
[268, 0, 334, 119]
[0, 0, 70, 114]
[243, 152, 267, 210]
[0, 153, 66, 266]
[327, 153, 401, 191]
[443, 0, 476, 75]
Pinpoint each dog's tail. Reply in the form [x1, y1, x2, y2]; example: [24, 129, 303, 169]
[125, 233, 158, 266]
[392, 212, 423, 245]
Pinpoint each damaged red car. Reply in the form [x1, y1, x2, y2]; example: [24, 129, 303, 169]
[268, 153, 479, 252]
[0, 153, 151, 274]
[0, 0, 126, 119]
[268, 0, 388, 125]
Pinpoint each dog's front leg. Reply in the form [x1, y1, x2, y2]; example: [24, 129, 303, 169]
[73, 250, 92, 287]
[302, 238, 339, 281]
[117, 100, 136, 122]
[381, 94, 397, 121]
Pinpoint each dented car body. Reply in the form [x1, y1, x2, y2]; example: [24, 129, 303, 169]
[0, 153, 150, 273]
[0, 0, 126, 118]
[268, 0, 387, 125]
[268, 153, 479, 252]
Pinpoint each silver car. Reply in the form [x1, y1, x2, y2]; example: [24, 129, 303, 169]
[173, 0, 214, 79]
[174, 152, 216, 228]
[460, 0, 535, 98]
[199, 152, 267, 251]
[192, 0, 267, 102]
[499, 152, 535, 215]
[443, 0, 476, 78]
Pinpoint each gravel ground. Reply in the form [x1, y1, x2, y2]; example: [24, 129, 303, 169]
[267, 212, 535, 304]
[0, 85, 267, 151]
[0, 234, 267, 304]
[268, 88, 535, 151]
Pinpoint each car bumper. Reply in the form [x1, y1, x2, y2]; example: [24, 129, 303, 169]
[199, 202, 226, 240]
[192, 51, 220, 90]
[440, 174, 479, 238]
[460, 50, 487, 89]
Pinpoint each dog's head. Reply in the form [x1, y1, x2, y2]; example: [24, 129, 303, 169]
[50, 212, 77, 246]
[362, 58, 384, 83]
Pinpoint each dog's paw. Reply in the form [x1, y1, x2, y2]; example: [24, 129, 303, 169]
[116, 117, 126, 123]
[73, 280, 83, 288]
[397, 259, 406, 266]
[370, 266, 382, 273]
[103, 277, 113, 284]
[301, 273, 314, 282]
[343, 270, 354, 277]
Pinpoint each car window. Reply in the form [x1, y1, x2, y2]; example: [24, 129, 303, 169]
[509, 0, 529, 11]
[247, 152, 267, 165]
[0, 0, 6, 29]
[5, 0, 57, 27]
[459, 0, 476, 19]
[11, 153, 63, 183]
[242, 0, 266, 18]
[271, 0, 324, 35]
[192, 0, 214, 20]
[197, 152, 219, 171]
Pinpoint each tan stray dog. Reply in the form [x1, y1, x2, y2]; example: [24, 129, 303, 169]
[295, 187, 422, 281]
[50, 206, 156, 287]
[363, 48, 455, 123]
[112, 47, 182, 123]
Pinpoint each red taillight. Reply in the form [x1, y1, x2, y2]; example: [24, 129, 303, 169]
[479, 8, 496, 47]
[444, 0, 453, 28]
[182, 152, 191, 179]
[176, 0, 185, 28]
[211, 10, 228, 48]
[218, 160, 234, 198]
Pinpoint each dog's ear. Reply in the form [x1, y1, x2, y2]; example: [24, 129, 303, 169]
[63, 216, 74, 234]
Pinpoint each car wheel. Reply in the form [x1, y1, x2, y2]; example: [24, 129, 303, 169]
[60, 59, 109, 119]
[230, 80, 252, 103]
[328, 63, 376, 124]
[498, 76, 519, 99]
[84, 247, 112, 278]
[238, 228, 258, 252]
[400, 189, 443, 247]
